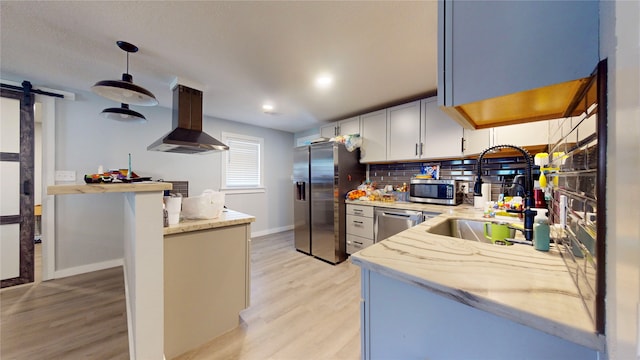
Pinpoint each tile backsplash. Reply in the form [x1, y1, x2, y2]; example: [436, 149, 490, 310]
[547, 88, 600, 326]
[164, 181, 189, 197]
[369, 157, 540, 205]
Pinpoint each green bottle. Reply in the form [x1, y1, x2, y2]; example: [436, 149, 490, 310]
[533, 208, 550, 251]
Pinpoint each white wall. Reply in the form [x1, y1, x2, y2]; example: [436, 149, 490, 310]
[600, 1, 640, 359]
[53, 90, 294, 272]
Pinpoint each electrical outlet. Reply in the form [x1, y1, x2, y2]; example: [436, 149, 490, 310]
[55, 170, 76, 182]
[459, 182, 469, 194]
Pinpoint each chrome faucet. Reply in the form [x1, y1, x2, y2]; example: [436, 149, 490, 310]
[474, 144, 537, 242]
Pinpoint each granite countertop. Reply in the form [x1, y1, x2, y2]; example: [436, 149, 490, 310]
[163, 209, 255, 235]
[348, 200, 605, 352]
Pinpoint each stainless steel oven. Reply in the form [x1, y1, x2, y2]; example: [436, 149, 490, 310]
[409, 178, 463, 205]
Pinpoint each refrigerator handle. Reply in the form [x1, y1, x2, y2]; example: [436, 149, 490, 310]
[296, 181, 306, 201]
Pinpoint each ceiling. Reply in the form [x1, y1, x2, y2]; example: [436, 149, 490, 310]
[0, 1, 438, 134]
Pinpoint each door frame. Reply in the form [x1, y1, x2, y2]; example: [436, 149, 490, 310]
[1, 87, 35, 287]
[1, 79, 72, 282]
[38, 93, 57, 281]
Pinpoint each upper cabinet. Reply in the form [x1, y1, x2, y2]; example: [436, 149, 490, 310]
[320, 116, 361, 138]
[421, 98, 462, 159]
[462, 128, 492, 157]
[360, 110, 387, 163]
[493, 122, 549, 148]
[462, 121, 550, 156]
[360, 97, 463, 163]
[437, 0, 599, 129]
[386, 101, 422, 161]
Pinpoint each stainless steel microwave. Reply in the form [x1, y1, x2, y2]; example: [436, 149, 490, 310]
[409, 178, 463, 205]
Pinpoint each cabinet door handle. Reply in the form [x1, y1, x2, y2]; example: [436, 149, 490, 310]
[420, 142, 424, 156]
[415, 143, 418, 156]
[461, 138, 465, 152]
[23, 180, 31, 196]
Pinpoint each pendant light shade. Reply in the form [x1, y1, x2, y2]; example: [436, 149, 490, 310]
[101, 103, 147, 123]
[92, 41, 158, 106]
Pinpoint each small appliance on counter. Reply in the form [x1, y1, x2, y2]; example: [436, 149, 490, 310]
[409, 178, 463, 205]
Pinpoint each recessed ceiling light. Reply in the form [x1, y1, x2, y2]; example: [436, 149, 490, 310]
[262, 103, 275, 113]
[314, 73, 334, 89]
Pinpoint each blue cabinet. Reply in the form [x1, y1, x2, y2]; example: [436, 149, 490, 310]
[438, 0, 599, 111]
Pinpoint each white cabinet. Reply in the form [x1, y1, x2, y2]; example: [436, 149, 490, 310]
[421, 98, 463, 159]
[387, 101, 422, 161]
[493, 121, 549, 148]
[320, 123, 338, 138]
[339, 116, 361, 136]
[360, 97, 464, 163]
[438, 0, 599, 107]
[463, 121, 550, 156]
[360, 110, 387, 163]
[320, 116, 361, 138]
[463, 128, 492, 156]
[346, 204, 374, 255]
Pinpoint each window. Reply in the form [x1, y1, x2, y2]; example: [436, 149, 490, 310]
[221, 132, 264, 193]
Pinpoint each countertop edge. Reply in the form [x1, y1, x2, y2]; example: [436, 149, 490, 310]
[163, 210, 255, 235]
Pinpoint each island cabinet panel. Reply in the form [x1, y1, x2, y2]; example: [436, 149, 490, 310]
[164, 223, 251, 359]
[438, 0, 599, 107]
[361, 269, 598, 360]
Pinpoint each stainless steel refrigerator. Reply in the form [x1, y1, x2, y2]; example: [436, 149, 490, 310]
[293, 142, 364, 264]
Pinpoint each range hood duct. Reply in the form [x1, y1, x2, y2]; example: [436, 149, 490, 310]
[147, 84, 229, 154]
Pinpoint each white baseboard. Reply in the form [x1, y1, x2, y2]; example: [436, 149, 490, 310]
[52, 258, 124, 279]
[251, 225, 294, 238]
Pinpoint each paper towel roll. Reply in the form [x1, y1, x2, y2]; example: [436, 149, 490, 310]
[473, 183, 491, 209]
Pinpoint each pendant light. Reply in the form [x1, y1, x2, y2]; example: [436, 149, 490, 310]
[92, 41, 158, 106]
[100, 103, 147, 123]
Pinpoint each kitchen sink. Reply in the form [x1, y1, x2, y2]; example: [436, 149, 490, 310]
[427, 218, 519, 245]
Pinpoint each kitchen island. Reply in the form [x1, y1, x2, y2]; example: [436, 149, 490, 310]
[48, 182, 172, 360]
[348, 201, 605, 359]
[163, 210, 255, 359]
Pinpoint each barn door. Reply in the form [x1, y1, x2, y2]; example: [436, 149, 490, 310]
[1, 84, 35, 287]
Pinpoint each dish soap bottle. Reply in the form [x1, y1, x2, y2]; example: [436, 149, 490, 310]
[533, 208, 550, 251]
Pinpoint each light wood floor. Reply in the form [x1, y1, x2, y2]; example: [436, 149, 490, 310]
[1, 231, 362, 359]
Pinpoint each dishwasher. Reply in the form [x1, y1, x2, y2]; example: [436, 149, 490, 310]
[374, 207, 425, 243]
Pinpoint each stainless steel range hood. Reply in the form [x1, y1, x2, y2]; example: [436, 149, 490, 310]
[147, 84, 228, 154]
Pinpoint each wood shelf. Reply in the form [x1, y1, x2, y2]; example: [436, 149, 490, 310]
[47, 182, 172, 195]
